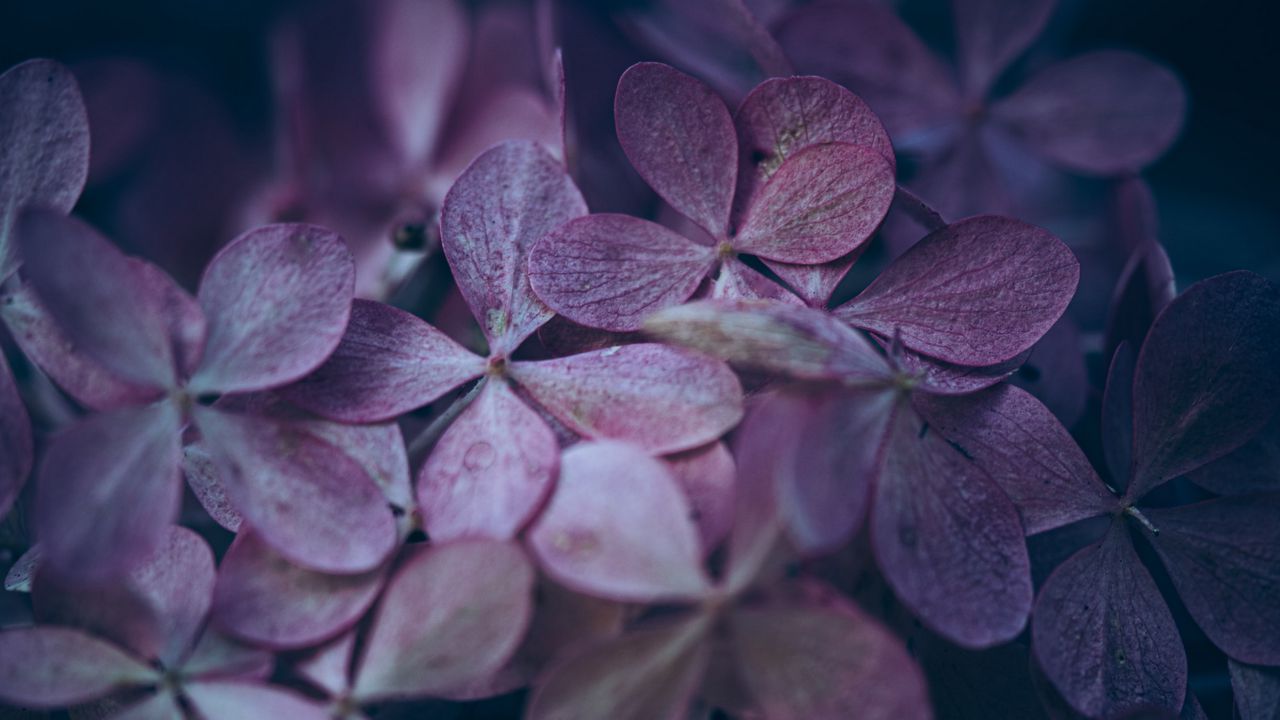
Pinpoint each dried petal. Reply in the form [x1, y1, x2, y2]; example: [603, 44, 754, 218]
[0, 626, 158, 708]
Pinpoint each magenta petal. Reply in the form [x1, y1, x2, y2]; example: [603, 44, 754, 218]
[1128, 272, 1280, 499]
[184, 680, 331, 720]
[872, 405, 1032, 648]
[526, 615, 711, 720]
[1144, 496, 1280, 665]
[916, 385, 1117, 535]
[193, 406, 396, 574]
[614, 62, 737, 238]
[1229, 660, 1280, 720]
[440, 140, 587, 355]
[734, 143, 895, 264]
[952, 0, 1056, 97]
[528, 214, 715, 332]
[0, 626, 157, 708]
[1032, 521, 1186, 718]
[711, 257, 805, 304]
[528, 441, 713, 603]
[729, 599, 931, 719]
[418, 379, 558, 541]
[0, 59, 89, 281]
[665, 442, 736, 556]
[190, 224, 355, 395]
[211, 530, 383, 650]
[761, 252, 859, 308]
[836, 215, 1079, 366]
[511, 344, 743, 455]
[993, 50, 1186, 175]
[352, 541, 534, 701]
[285, 299, 484, 422]
[35, 402, 182, 584]
[0, 353, 31, 518]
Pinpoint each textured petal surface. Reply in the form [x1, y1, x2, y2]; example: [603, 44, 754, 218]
[895, 347, 1027, 396]
[35, 402, 182, 584]
[665, 442, 737, 556]
[0, 59, 89, 281]
[762, 252, 859, 307]
[916, 385, 1116, 535]
[191, 224, 355, 394]
[528, 441, 712, 603]
[211, 530, 384, 650]
[418, 379, 558, 541]
[440, 140, 587, 354]
[615, 62, 737, 238]
[285, 299, 484, 422]
[183, 443, 243, 532]
[734, 143, 894, 263]
[872, 405, 1032, 648]
[193, 406, 396, 574]
[184, 680, 331, 720]
[0, 353, 31, 518]
[0, 626, 157, 708]
[836, 215, 1079, 366]
[1128, 272, 1280, 499]
[952, 0, 1055, 97]
[352, 541, 534, 701]
[1032, 522, 1186, 718]
[1229, 660, 1280, 720]
[993, 51, 1186, 175]
[528, 213, 715, 332]
[1145, 495, 1280, 665]
[511, 344, 743, 454]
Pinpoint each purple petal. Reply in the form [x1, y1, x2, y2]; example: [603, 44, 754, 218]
[418, 379, 558, 541]
[1032, 521, 1185, 718]
[193, 406, 397, 574]
[614, 62, 737, 238]
[183, 443, 243, 532]
[184, 680, 331, 720]
[872, 404, 1032, 648]
[0, 352, 31, 518]
[1189, 414, 1280, 496]
[836, 215, 1079, 366]
[0, 626, 157, 708]
[526, 615, 711, 720]
[294, 411, 414, 512]
[665, 442, 736, 556]
[211, 529, 383, 650]
[511, 344, 743, 455]
[284, 299, 484, 422]
[1229, 660, 1280, 720]
[993, 51, 1186, 175]
[439, 140, 587, 355]
[711, 257, 805, 303]
[528, 213, 715, 332]
[915, 385, 1116, 536]
[527, 441, 712, 603]
[1105, 237, 1176, 361]
[126, 526, 215, 666]
[180, 629, 273, 680]
[294, 632, 355, 697]
[35, 402, 182, 584]
[1009, 314, 1088, 429]
[190, 224, 355, 395]
[17, 209, 180, 389]
[112, 689, 182, 720]
[0, 59, 89, 281]
[1128, 272, 1280, 500]
[1144, 495, 1280, 665]
[734, 143, 895, 264]
[761, 252, 859, 308]
[896, 347, 1028, 396]
[723, 393, 790, 593]
[1102, 342, 1137, 490]
[729, 599, 931, 719]
[352, 541, 534, 701]
[952, 0, 1056, 97]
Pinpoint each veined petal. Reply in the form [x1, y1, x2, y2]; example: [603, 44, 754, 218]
[0, 626, 158, 708]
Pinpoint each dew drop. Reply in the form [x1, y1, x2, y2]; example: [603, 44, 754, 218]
[463, 441, 497, 472]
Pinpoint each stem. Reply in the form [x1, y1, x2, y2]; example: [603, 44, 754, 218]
[407, 379, 486, 466]
[1124, 505, 1160, 536]
[892, 185, 947, 233]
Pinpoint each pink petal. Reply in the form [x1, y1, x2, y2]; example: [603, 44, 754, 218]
[284, 299, 484, 422]
[180, 629, 273, 680]
[35, 402, 182, 584]
[836, 215, 1079, 366]
[17, 209, 180, 389]
[294, 412, 414, 512]
[614, 62, 737, 238]
[184, 680, 331, 720]
[294, 632, 356, 697]
[352, 540, 534, 701]
[439, 140, 587, 355]
[711, 257, 805, 303]
[192, 406, 397, 574]
[1102, 342, 1137, 487]
[895, 346, 1029, 396]
[527, 441, 712, 603]
[0, 352, 31, 518]
[418, 379, 558, 541]
[0, 59, 89, 281]
[952, 0, 1056, 98]
[183, 443, 243, 532]
[510, 344, 743, 455]
[734, 143, 895, 264]
[723, 394, 790, 594]
[993, 51, 1187, 175]
[190, 224, 355, 395]
[761, 251, 860, 308]
[872, 405, 1032, 648]
[210, 530, 384, 650]
[527, 213, 715, 332]
[0, 626, 157, 708]
[665, 442, 736, 556]
[526, 614, 712, 720]
[729, 599, 931, 719]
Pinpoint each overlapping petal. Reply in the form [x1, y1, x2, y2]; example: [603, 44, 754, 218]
[0, 626, 158, 708]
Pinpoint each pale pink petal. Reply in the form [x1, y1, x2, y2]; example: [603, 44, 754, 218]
[294, 632, 355, 697]
[351, 541, 534, 702]
[0, 352, 31, 518]
[0, 626, 157, 708]
[510, 344, 743, 455]
[614, 62, 737, 238]
[527, 213, 715, 332]
[190, 224, 355, 395]
[952, 0, 1056, 98]
[439, 140, 587, 355]
[182, 443, 242, 532]
[527, 441, 712, 603]
[184, 680, 331, 720]
[665, 442, 736, 556]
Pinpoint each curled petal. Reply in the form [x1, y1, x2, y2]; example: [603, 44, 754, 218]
[0, 626, 158, 708]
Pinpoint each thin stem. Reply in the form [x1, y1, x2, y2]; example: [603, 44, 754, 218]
[892, 185, 947, 234]
[1124, 505, 1160, 536]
